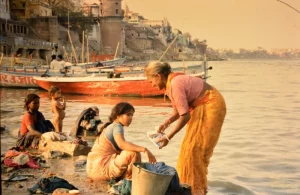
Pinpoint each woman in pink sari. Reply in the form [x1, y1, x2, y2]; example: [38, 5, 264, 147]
[86, 102, 156, 181]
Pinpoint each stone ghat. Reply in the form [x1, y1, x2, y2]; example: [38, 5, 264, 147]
[38, 140, 91, 156]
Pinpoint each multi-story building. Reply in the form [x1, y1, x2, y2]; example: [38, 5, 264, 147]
[10, 0, 52, 19]
[98, 0, 124, 55]
[0, 0, 10, 20]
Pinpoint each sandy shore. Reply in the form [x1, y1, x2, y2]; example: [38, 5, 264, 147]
[1, 129, 109, 195]
[1, 155, 108, 195]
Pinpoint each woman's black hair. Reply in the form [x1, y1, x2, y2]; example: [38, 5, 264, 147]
[97, 102, 135, 136]
[24, 94, 40, 110]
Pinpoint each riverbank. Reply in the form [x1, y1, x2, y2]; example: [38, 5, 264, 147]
[1, 130, 108, 195]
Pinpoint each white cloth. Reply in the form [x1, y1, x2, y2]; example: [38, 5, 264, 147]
[41, 132, 67, 141]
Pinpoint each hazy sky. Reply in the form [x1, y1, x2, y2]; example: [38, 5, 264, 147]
[86, 0, 300, 50]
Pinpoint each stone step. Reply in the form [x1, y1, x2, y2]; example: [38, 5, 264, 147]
[38, 140, 91, 156]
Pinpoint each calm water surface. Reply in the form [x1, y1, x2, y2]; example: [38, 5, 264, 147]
[1, 59, 299, 195]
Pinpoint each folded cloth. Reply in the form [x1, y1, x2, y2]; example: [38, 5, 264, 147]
[41, 132, 67, 142]
[12, 153, 29, 165]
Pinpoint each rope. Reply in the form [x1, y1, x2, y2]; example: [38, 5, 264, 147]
[276, 0, 300, 14]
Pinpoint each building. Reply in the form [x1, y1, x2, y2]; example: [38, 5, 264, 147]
[82, 3, 101, 45]
[1, 0, 56, 58]
[27, 16, 59, 43]
[98, 0, 124, 56]
[0, 0, 10, 20]
[10, 0, 52, 19]
[99, 0, 123, 17]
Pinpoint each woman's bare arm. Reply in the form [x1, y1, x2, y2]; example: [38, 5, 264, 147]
[114, 133, 156, 163]
[27, 124, 42, 136]
[114, 133, 145, 152]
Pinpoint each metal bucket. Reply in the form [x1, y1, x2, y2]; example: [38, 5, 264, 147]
[131, 162, 174, 195]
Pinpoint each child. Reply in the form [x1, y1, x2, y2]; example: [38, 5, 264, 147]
[86, 102, 156, 181]
[49, 86, 66, 133]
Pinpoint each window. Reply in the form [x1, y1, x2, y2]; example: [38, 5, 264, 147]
[116, 2, 118, 5]
[116, 9, 118, 14]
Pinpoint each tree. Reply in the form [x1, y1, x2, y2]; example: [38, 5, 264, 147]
[45, 0, 76, 8]
[52, 2, 95, 34]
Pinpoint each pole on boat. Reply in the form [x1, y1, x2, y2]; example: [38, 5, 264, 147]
[68, 31, 78, 64]
[82, 31, 85, 63]
[159, 35, 178, 61]
[203, 53, 207, 80]
[114, 42, 120, 59]
[0, 52, 3, 65]
[86, 33, 89, 63]
[67, 11, 78, 64]
[45, 55, 48, 66]
[182, 58, 186, 73]
[62, 46, 69, 62]
[97, 21, 103, 55]
[10, 55, 13, 67]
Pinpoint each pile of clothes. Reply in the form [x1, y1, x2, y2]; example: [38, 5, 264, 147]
[3, 148, 39, 169]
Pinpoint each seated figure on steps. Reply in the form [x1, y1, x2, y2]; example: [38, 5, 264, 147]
[70, 106, 103, 138]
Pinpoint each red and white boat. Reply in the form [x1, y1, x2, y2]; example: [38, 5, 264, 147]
[0, 66, 49, 88]
[34, 72, 205, 97]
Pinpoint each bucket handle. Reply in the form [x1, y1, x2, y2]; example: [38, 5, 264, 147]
[137, 165, 142, 174]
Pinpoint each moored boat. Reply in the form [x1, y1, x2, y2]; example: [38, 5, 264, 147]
[34, 72, 205, 97]
[0, 66, 50, 88]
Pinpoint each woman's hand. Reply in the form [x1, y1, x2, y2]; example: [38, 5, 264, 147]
[156, 123, 167, 133]
[156, 135, 169, 149]
[144, 148, 156, 164]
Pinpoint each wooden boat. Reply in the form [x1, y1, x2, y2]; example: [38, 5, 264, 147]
[0, 66, 51, 88]
[34, 72, 205, 97]
[74, 57, 126, 68]
[1, 62, 203, 88]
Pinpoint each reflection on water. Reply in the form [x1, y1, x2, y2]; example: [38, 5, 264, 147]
[1, 60, 300, 195]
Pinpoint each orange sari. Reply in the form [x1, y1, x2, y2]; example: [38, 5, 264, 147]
[176, 87, 226, 195]
[86, 132, 141, 180]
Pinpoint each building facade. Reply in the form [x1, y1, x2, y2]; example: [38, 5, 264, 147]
[99, 0, 122, 17]
[27, 16, 58, 43]
[10, 0, 52, 19]
[97, 0, 124, 56]
[0, 0, 10, 20]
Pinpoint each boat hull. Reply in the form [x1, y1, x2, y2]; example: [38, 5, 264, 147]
[35, 77, 165, 97]
[34, 72, 204, 97]
[0, 71, 40, 88]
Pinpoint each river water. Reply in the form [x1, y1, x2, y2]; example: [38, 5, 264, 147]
[1, 59, 299, 195]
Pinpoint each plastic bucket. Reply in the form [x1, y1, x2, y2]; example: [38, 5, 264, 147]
[131, 162, 174, 195]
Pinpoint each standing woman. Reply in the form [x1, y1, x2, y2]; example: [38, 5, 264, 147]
[17, 94, 54, 149]
[144, 61, 226, 195]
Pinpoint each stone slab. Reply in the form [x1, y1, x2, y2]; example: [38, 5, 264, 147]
[38, 140, 91, 156]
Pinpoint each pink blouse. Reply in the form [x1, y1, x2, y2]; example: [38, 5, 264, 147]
[166, 75, 204, 115]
